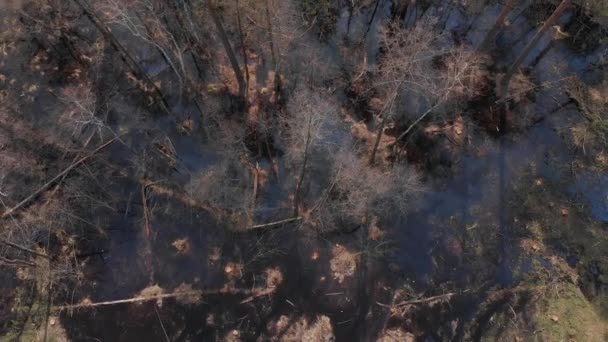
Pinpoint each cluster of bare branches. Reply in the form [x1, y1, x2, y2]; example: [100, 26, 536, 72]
[188, 154, 252, 215]
[324, 148, 424, 229]
[57, 83, 122, 143]
[94, 0, 213, 112]
[278, 86, 345, 215]
[379, 17, 485, 122]
[280, 87, 341, 164]
[368, 16, 486, 163]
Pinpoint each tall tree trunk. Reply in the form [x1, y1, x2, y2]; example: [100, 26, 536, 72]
[73, 0, 173, 116]
[363, 0, 381, 43]
[207, 0, 247, 100]
[265, 0, 282, 96]
[134, 11, 184, 94]
[163, 1, 208, 121]
[478, 0, 517, 52]
[370, 89, 399, 164]
[392, 0, 408, 22]
[175, 0, 208, 82]
[294, 116, 313, 216]
[500, 0, 571, 99]
[346, 1, 354, 39]
[236, 0, 250, 101]
[439, 1, 455, 31]
[369, 115, 387, 165]
[403, 0, 416, 28]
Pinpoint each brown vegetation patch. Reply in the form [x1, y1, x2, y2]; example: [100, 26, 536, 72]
[138, 285, 165, 306]
[519, 238, 546, 254]
[240, 267, 284, 304]
[376, 328, 415, 342]
[262, 315, 334, 342]
[330, 244, 358, 283]
[424, 115, 466, 141]
[368, 216, 385, 241]
[265, 267, 283, 289]
[223, 329, 242, 342]
[224, 262, 243, 280]
[172, 238, 191, 255]
[595, 152, 608, 169]
[36, 316, 69, 342]
[174, 283, 202, 305]
[347, 115, 396, 163]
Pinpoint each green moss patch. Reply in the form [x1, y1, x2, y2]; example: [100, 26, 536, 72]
[535, 283, 607, 341]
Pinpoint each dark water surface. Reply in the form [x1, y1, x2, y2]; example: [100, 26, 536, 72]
[1, 0, 606, 340]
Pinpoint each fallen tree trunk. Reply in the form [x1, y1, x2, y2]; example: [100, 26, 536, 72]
[377, 292, 456, 308]
[55, 286, 276, 310]
[246, 217, 302, 231]
[1, 137, 117, 219]
[55, 291, 205, 310]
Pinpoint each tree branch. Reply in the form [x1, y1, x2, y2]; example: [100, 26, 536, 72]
[0, 239, 49, 259]
[246, 217, 302, 231]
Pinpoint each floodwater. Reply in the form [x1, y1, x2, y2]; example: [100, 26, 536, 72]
[1, 0, 606, 341]
[71, 1, 608, 340]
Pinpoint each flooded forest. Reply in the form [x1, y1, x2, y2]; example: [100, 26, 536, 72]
[0, 0, 607, 340]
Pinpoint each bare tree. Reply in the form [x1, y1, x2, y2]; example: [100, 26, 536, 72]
[188, 155, 252, 214]
[235, 0, 250, 100]
[73, 0, 173, 116]
[395, 46, 485, 141]
[264, 0, 282, 95]
[369, 17, 484, 163]
[239, 0, 314, 93]
[98, 0, 187, 95]
[314, 147, 424, 231]
[280, 87, 341, 216]
[187, 123, 253, 226]
[369, 17, 441, 164]
[206, 0, 247, 100]
[57, 83, 122, 143]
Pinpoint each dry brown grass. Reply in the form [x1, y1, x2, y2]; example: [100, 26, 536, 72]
[330, 244, 358, 283]
[262, 314, 334, 342]
[376, 328, 415, 342]
[568, 79, 608, 153]
[171, 238, 191, 255]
